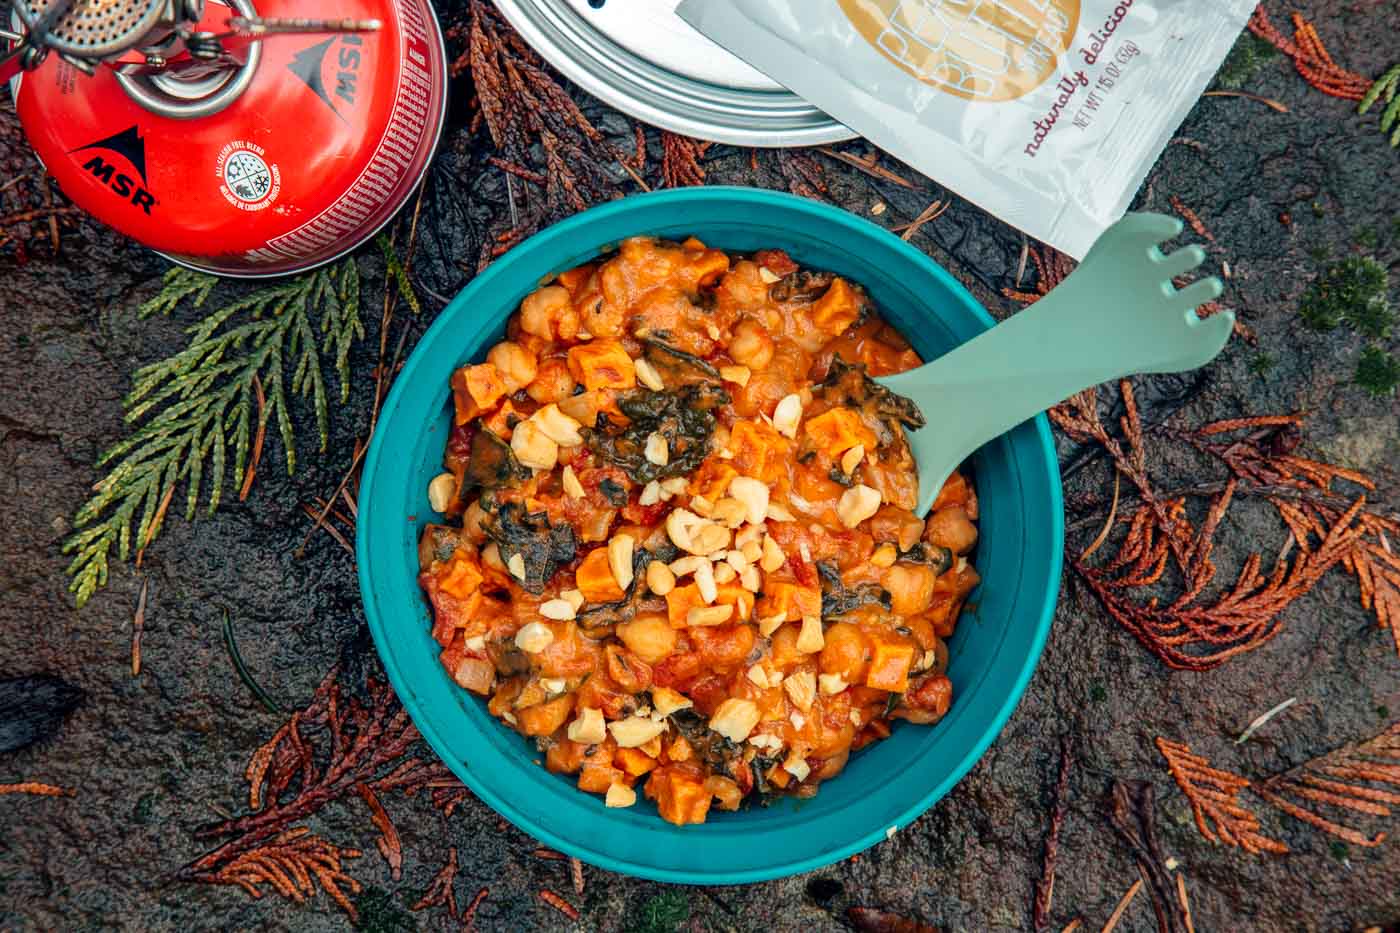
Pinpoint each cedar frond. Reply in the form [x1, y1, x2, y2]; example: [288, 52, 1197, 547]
[182, 665, 468, 914]
[62, 259, 362, 607]
[1253, 722, 1400, 848]
[410, 847, 460, 917]
[190, 827, 363, 919]
[1154, 738, 1287, 855]
[660, 132, 712, 188]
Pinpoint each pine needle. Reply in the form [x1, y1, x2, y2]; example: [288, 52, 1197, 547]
[1235, 697, 1298, 745]
[62, 259, 363, 607]
[1100, 879, 1142, 933]
[132, 579, 147, 676]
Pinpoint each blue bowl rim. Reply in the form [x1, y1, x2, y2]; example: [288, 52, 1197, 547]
[357, 186, 1064, 884]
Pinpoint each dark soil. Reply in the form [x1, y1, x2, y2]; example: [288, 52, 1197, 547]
[2, 1, 1399, 931]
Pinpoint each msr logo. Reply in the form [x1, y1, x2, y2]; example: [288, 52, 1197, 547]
[69, 125, 156, 214]
[287, 35, 366, 120]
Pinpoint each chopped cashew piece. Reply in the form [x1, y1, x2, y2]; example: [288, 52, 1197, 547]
[758, 266, 782, 284]
[818, 673, 847, 695]
[464, 635, 486, 652]
[561, 465, 585, 499]
[539, 598, 576, 620]
[783, 671, 817, 711]
[608, 716, 668, 748]
[694, 561, 718, 604]
[540, 678, 566, 694]
[650, 686, 693, 717]
[644, 432, 669, 466]
[713, 562, 737, 585]
[841, 444, 866, 476]
[727, 476, 770, 526]
[837, 484, 882, 529]
[608, 534, 635, 591]
[560, 588, 585, 611]
[783, 752, 811, 782]
[870, 543, 898, 568]
[634, 357, 665, 391]
[646, 560, 676, 595]
[739, 565, 761, 592]
[687, 604, 733, 627]
[746, 664, 770, 687]
[427, 473, 456, 513]
[760, 536, 786, 573]
[530, 404, 584, 446]
[507, 552, 527, 581]
[795, 615, 825, 653]
[772, 393, 803, 438]
[515, 621, 554, 653]
[766, 501, 796, 522]
[711, 497, 747, 528]
[719, 364, 752, 387]
[605, 783, 638, 808]
[639, 480, 662, 506]
[709, 698, 761, 742]
[757, 613, 786, 637]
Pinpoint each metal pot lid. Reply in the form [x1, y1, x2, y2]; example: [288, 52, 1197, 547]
[492, 0, 855, 147]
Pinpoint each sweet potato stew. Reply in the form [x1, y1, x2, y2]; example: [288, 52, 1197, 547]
[418, 238, 980, 824]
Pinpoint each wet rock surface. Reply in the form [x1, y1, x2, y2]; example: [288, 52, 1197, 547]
[2, 1, 1399, 930]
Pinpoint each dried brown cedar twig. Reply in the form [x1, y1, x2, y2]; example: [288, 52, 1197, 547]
[777, 149, 830, 200]
[846, 907, 939, 933]
[356, 784, 403, 880]
[1252, 722, 1400, 848]
[816, 146, 916, 189]
[660, 131, 712, 188]
[1247, 7, 1371, 101]
[1107, 781, 1186, 933]
[205, 826, 363, 919]
[461, 886, 489, 930]
[1033, 737, 1074, 931]
[411, 847, 459, 917]
[300, 502, 354, 556]
[1154, 738, 1286, 854]
[570, 856, 584, 896]
[1003, 243, 1076, 305]
[538, 888, 580, 920]
[1168, 196, 1214, 242]
[0, 782, 72, 796]
[132, 578, 147, 676]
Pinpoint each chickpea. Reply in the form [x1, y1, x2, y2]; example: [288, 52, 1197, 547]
[729, 318, 775, 370]
[884, 563, 936, 616]
[487, 341, 538, 394]
[519, 285, 575, 341]
[819, 622, 870, 683]
[616, 614, 677, 664]
[925, 506, 978, 555]
[526, 357, 576, 404]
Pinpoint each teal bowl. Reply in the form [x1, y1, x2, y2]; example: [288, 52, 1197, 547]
[357, 187, 1063, 884]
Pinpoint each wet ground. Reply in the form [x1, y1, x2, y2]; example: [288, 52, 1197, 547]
[2, 1, 1399, 930]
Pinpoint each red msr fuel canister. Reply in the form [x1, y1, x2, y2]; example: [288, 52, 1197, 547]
[10, 0, 446, 276]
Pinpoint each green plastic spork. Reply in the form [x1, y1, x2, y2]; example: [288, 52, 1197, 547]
[878, 212, 1232, 516]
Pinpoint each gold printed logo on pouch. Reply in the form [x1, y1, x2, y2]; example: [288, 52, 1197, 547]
[838, 0, 1081, 102]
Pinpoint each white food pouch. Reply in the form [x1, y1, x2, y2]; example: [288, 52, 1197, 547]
[677, 0, 1256, 258]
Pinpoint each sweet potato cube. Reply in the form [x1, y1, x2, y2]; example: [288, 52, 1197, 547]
[804, 408, 877, 457]
[575, 547, 625, 603]
[519, 693, 575, 737]
[578, 762, 623, 794]
[687, 460, 738, 502]
[616, 747, 658, 777]
[647, 769, 713, 826]
[811, 277, 862, 336]
[665, 583, 707, 628]
[758, 580, 821, 623]
[451, 363, 507, 425]
[727, 420, 789, 482]
[567, 339, 636, 391]
[481, 398, 525, 440]
[865, 632, 917, 693]
[546, 738, 586, 774]
[438, 553, 484, 600]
